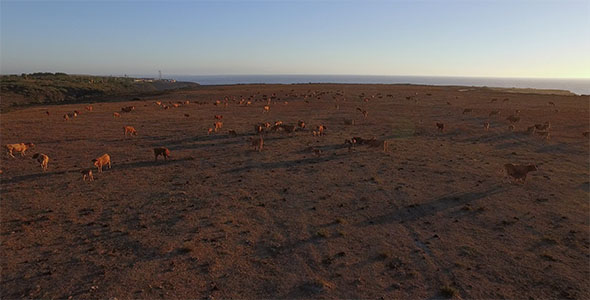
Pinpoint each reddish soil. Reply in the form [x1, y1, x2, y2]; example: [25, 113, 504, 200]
[1, 84, 589, 299]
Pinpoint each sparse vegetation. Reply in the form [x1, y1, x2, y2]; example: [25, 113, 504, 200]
[0, 73, 198, 111]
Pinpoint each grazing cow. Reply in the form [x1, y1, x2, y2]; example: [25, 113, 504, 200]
[483, 122, 490, 131]
[251, 136, 263, 152]
[446, 102, 452, 105]
[583, 131, 590, 137]
[81, 169, 94, 181]
[345, 138, 357, 152]
[172, 103, 180, 108]
[86, 105, 93, 111]
[508, 124, 516, 131]
[254, 124, 264, 134]
[208, 128, 214, 135]
[436, 122, 445, 132]
[214, 121, 223, 132]
[45, 111, 50, 115]
[462, 108, 472, 114]
[314, 125, 327, 136]
[5, 143, 35, 158]
[113, 112, 121, 118]
[489, 110, 500, 117]
[535, 131, 550, 140]
[184, 114, 190, 117]
[298, 120, 306, 129]
[527, 125, 536, 135]
[214, 115, 223, 120]
[63, 114, 70, 121]
[506, 115, 520, 124]
[228, 130, 238, 137]
[548, 101, 555, 106]
[534, 122, 551, 131]
[504, 163, 537, 183]
[356, 107, 368, 118]
[263, 105, 270, 113]
[365, 138, 389, 152]
[154, 147, 171, 161]
[254, 122, 271, 134]
[124, 126, 138, 137]
[280, 124, 296, 133]
[32, 153, 49, 171]
[514, 109, 520, 115]
[121, 106, 135, 113]
[155, 101, 162, 106]
[92, 154, 111, 173]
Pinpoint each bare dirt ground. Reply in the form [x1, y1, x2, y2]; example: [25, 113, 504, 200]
[1, 84, 589, 299]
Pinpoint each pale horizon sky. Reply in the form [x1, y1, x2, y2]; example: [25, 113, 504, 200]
[1, 0, 589, 78]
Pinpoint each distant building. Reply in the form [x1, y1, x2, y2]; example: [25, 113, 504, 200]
[133, 78, 176, 83]
[133, 78, 155, 82]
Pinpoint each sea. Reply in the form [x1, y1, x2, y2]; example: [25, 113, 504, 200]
[170, 75, 590, 96]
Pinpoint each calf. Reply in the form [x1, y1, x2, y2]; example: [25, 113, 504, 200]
[214, 121, 223, 132]
[124, 126, 138, 137]
[32, 153, 49, 171]
[81, 169, 94, 181]
[436, 122, 445, 132]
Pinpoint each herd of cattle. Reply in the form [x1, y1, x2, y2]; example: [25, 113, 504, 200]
[2, 89, 589, 183]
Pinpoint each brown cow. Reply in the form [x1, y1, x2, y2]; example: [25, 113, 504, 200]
[504, 163, 537, 183]
[32, 153, 49, 171]
[92, 154, 111, 173]
[121, 106, 135, 113]
[5, 143, 35, 158]
[214, 121, 223, 132]
[154, 147, 171, 161]
[251, 136, 264, 152]
[124, 126, 138, 137]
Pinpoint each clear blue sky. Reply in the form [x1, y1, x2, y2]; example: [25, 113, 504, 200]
[1, 0, 589, 78]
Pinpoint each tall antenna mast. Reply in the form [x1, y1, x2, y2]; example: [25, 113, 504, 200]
[158, 70, 162, 80]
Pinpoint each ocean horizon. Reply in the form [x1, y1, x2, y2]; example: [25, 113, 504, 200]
[168, 75, 590, 95]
